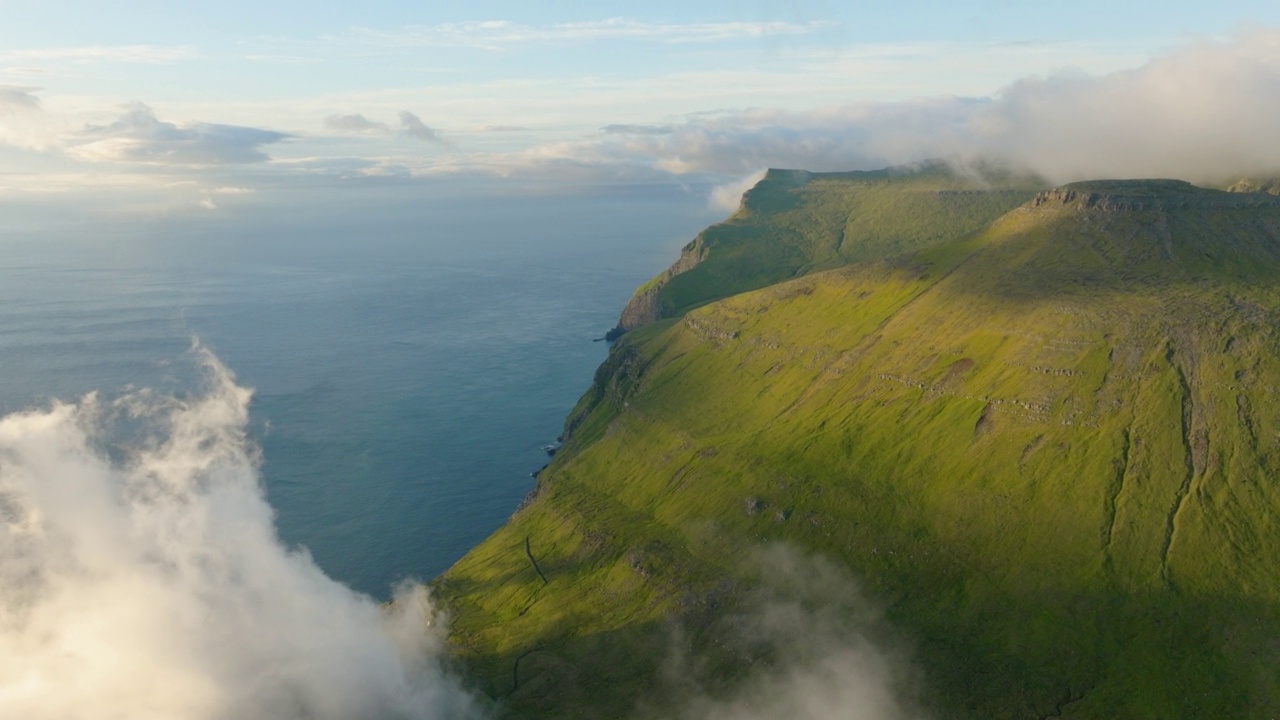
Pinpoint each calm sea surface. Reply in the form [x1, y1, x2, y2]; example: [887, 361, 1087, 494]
[0, 184, 721, 597]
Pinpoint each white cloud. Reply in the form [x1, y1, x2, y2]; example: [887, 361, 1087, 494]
[324, 113, 390, 134]
[0, 86, 41, 113]
[709, 170, 768, 212]
[0, 347, 483, 720]
[476, 28, 1280, 185]
[602, 124, 676, 135]
[0, 86, 55, 151]
[9, 29, 1280, 207]
[2, 45, 196, 65]
[327, 19, 833, 52]
[398, 111, 443, 143]
[658, 546, 922, 720]
[65, 103, 290, 165]
[318, 112, 443, 144]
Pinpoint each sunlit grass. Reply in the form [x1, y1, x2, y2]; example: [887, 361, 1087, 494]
[440, 178, 1280, 719]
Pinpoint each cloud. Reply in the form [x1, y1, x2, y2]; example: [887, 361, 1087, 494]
[468, 28, 1280, 186]
[319, 112, 444, 144]
[602, 124, 676, 135]
[709, 170, 767, 212]
[399, 111, 444, 143]
[331, 19, 832, 52]
[2, 44, 196, 64]
[0, 86, 40, 113]
[324, 113, 390, 134]
[0, 86, 53, 151]
[654, 546, 922, 720]
[65, 103, 290, 165]
[0, 346, 483, 720]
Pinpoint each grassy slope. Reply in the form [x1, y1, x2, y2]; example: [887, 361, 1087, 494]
[439, 181, 1280, 719]
[617, 163, 1043, 329]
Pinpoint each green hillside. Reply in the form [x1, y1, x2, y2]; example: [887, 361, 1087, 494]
[611, 162, 1044, 334]
[439, 176, 1280, 719]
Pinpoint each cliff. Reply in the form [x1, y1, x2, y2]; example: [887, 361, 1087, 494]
[608, 235, 707, 336]
[440, 174, 1280, 719]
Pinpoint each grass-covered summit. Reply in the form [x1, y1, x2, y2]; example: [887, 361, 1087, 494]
[611, 161, 1044, 335]
[439, 170, 1280, 719]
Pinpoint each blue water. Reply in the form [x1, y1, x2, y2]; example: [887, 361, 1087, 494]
[0, 183, 721, 597]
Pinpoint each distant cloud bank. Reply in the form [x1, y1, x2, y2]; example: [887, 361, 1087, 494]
[332, 18, 833, 52]
[324, 113, 390, 134]
[0, 85, 40, 113]
[65, 103, 289, 165]
[4, 28, 1280, 213]
[399, 111, 444, 143]
[507, 29, 1280, 186]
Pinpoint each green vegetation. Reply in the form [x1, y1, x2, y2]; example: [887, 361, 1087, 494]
[439, 172, 1280, 719]
[612, 162, 1044, 333]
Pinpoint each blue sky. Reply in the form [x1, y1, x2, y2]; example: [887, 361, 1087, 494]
[2, 1, 1280, 216]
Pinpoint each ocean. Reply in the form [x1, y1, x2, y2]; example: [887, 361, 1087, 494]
[0, 182, 722, 598]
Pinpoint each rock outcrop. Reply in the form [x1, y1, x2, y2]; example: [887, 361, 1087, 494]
[606, 237, 707, 339]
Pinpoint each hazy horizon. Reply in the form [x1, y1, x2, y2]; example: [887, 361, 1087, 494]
[5, 2, 1280, 232]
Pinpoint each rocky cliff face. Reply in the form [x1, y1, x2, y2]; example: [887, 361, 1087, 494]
[608, 237, 707, 338]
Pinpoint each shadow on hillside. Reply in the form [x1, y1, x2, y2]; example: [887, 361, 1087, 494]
[452, 574, 1280, 720]
[935, 203, 1280, 305]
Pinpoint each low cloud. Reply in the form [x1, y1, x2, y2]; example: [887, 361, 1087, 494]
[333, 19, 831, 52]
[15, 29, 1280, 204]
[602, 124, 676, 135]
[399, 111, 444, 143]
[320, 111, 445, 144]
[65, 103, 290, 165]
[0, 347, 482, 720]
[324, 113, 390, 134]
[651, 546, 923, 720]
[498, 29, 1280, 185]
[709, 170, 767, 212]
[2, 44, 196, 65]
[0, 85, 52, 151]
[0, 85, 40, 113]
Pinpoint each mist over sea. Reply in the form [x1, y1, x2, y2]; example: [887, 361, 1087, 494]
[0, 182, 722, 597]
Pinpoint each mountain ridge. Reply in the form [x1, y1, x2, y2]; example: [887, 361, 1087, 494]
[609, 163, 1046, 335]
[440, 167, 1280, 719]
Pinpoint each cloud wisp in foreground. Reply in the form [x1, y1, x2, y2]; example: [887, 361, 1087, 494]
[0, 347, 481, 720]
[647, 546, 924, 720]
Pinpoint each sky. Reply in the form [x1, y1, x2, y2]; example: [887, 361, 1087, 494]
[3, 1, 1280, 217]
